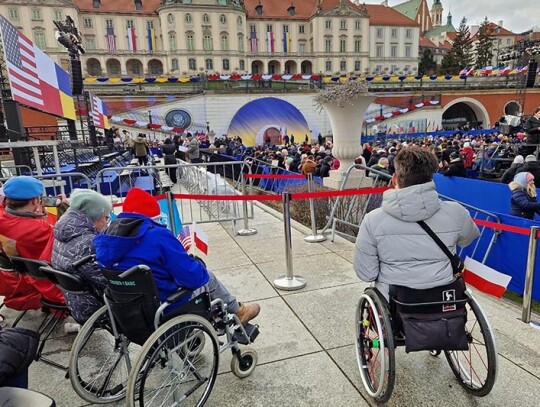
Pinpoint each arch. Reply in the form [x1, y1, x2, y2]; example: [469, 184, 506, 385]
[284, 60, 297, 74]
[126, 59, 143, 76]
[106, 58, 121, 76]
[227, 97, 310, 146]
[148, 59, 163, 75]
[251, 60, 263, 75]
[301, 60, 312, 74]
[86, 58, 102, 76]
[442, 97, 490, 130]
[268, 60, 280, 74]
[504, 101, 521, 116]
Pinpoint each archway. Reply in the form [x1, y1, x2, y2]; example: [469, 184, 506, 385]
[106, 58, 121, 76]
[442, 98, 490, 130]
[86, 58, 102, 76]
[301, 60, 312, 74]
[504, 101, 521, 116]
[126, 59, 143, 76]
[259, 126, 282, 145]
[148, 59, 164, 75]
[251, 60, 263, 74]
[268, 60, 280, 74]
[284, 60, 297, 74]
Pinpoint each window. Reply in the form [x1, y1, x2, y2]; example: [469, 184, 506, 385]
[172, 59, 179, 71]
[325, 20, 331, 29]
[93, 0, 100, 8]
[185, 14, 192, 23]
[249, 24, 256, 33]
[299, 25, 305, 34]
[354, 60, 361, 71]
[238, 33, 244, 52]
[83, 18, 93, 28]
[340, 60, 346, 71]
[390, 45, 397, 58]
[186, 33, 194, 50]
[126, 20, 134, 29]
[340, 20, 347, 30]
[135, 0, 142, 11]
[405, 65, 411, 73]
[85, 37, 96, 50]
[299, 43, 305, 54]
[405, 45, 411, 58]
[31, 9, 42, 20]
[283, 25, 289, 33]
[325, 60, 332, 72]
[355, 20, 361, 30]
[237, 16, 242, 27]
[354, 39, 361, 53]
[391, 65, 398, 74]
[340, 38, 346, 52]
[220, 14, 227, 24]
[325, 38, 332, 52]
[167, 14, 174, 24]
[169, 32, 177, 51]
[54, 10, 63, 21]
[202, 14, 210, 24]
[203, 35, 213, 51]
[8, 8, 18, 21]
[188, 58, 196, 70]
[376, 44, 383, 58]
[222, 58, 230, 70]
[405, 28, 412, 38]
[105, 19, 114, 29]
[147, 21, 154, 29]
[391, 28, 397, 38]
[266, 25, 273, 33]
[239, 59, 245, 71]
[205, 58, 213, 70]
[34, 32, 46, 49]
[376, 65, 382, 73]
[376, 28, 383, 38]
[221, 34, 229, 51]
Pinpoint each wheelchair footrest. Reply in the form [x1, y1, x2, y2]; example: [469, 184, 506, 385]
[233, 323, 259, 345]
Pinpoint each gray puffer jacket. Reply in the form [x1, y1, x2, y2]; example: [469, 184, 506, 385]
[354, 181, 479, 298]
[52, 208, 106, 324]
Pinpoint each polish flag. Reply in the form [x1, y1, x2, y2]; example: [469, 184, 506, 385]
[192, 223, 209, 255]
[463, 257, 511, 298]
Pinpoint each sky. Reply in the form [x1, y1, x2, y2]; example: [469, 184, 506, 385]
[383, 0, 538, 34]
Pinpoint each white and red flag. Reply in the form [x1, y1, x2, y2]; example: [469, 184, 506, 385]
[192, 222, 208, 256]
[127, 27, 137, 52]
[463, 256, 511, 298]
[267, 31, 274, 53]
[176, 223, 208, 256]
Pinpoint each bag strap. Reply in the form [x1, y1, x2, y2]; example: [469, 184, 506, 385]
[417, 220, 464, 277]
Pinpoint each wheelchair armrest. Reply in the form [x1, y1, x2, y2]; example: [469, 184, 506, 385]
[166, 288, 191, 304]
[119, 264, 150, 279]
[72, 254, 95, 269]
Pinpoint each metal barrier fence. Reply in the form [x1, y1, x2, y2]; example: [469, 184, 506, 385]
[0, 164, 33, 180]
[0, 172, 93, 196]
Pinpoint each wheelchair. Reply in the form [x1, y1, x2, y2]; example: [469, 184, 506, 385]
[67, 263, 259, 406]
[355, 278, 498, 403]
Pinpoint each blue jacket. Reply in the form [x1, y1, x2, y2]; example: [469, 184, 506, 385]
[509, 186, 540, 220]
[93, 213, 209, 305]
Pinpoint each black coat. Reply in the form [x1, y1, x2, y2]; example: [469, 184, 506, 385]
[516, 161, 540, 187]
[524, 115, 540, 144]
[501, 163, 523, 184]
[0, 327, 39, 385]
[443, 160, 467, 178]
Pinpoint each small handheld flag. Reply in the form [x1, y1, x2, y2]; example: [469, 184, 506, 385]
[463, 256, 511, 298]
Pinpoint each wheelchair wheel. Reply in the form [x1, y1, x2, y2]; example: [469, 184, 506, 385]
[230, 347, 258, 378]
[355, 289, 395, 403]
[126, 314, 219, 407]
[69, 306, 138, 404]
[445, 292, 498, 397]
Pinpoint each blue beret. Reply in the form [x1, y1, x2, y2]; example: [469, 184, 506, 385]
[3, 176, 44, 200]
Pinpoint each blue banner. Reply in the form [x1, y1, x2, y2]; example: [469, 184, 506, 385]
[158, 195, 183, 233]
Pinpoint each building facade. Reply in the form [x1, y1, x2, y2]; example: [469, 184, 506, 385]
[0, 0, 420, 77]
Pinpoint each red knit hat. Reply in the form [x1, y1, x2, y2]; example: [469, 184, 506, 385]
[122, 188, 161, 218]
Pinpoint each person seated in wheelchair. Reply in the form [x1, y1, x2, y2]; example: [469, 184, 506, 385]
[51, 189, 113, 324]
[354, 147, 480, 301]
[93, 187, 260, 325]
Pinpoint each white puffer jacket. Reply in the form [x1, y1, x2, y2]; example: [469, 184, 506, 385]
[354, 181, 479, 298]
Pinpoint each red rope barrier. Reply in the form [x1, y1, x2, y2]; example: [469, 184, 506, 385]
[292, 187, 392, 200]
[244, 173, 306, 180]
[172, 193, 281, 201]
[472, 218, 532, 236]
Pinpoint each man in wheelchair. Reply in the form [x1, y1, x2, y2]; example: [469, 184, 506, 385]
[93, 187, 260, 325]
[354, 147, 479, 301]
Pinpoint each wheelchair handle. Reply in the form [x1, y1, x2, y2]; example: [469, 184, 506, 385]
[72, 254, 96, 269]
[119, 264, 150, 279]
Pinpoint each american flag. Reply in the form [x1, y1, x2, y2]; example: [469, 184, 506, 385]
[177, 225, 192, 252]
[106, 27, 116, 51]
[0, 15, 43, 110]
[250, 31, 258, 53]
[89, 92, 109, 129]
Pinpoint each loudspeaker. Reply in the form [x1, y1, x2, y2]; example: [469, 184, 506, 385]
[71, 59, 83, 95]
[526, 61, 537, 88]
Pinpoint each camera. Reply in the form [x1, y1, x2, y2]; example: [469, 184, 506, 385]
[41, 196, 58, 207]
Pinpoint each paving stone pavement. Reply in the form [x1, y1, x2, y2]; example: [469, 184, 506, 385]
[2, 200, 539, 407]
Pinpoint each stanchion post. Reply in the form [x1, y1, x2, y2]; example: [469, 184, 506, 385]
[166, 191, 177, 236]
[274, 192, 307, 291]
[237, 171, 257, 236]
[304, 174, 326, 243]
[522, 226, 538, 323]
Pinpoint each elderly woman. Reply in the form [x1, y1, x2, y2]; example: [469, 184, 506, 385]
[52, 189, 112, 324]
[509, 172, 540, 220]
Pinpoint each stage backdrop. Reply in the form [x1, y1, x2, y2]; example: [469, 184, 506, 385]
[227, 97, 310, 146]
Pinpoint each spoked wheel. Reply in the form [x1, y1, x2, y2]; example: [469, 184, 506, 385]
[355, 289, 396, 403]
[445, 292, 498, 397]
[126, 315, 219, 407]
[69, 306, 138, 404]
[230, 347, 258, 378]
